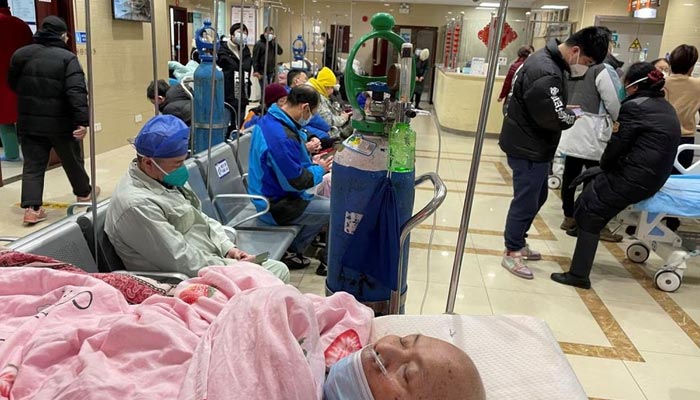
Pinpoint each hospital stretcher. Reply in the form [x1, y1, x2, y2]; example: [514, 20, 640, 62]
[613, 144, 700, 292]
[372, 314, 587, 399]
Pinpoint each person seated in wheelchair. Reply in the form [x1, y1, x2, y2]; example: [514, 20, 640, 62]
[105, 115, 290, 282]
[551, 62, 681, 290]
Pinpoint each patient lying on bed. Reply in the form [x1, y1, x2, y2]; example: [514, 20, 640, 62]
[324, 334, 486, 400]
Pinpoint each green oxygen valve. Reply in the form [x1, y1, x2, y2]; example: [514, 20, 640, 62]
[344, 13, 416, 134]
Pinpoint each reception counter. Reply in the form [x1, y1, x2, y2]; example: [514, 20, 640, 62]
[433, 67, 506, 136]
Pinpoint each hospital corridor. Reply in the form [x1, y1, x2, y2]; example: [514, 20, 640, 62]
[2, 0, 700, 399]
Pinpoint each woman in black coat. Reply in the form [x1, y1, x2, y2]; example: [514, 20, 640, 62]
[551, 62, 681, 289]
[217, 22, 253, 126]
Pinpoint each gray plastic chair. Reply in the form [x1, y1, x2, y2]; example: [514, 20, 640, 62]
[9, 216, 99, 273]
[194, 143, 299, 235]
[186, 158, 295, 260]
[76, 200, 189, 282]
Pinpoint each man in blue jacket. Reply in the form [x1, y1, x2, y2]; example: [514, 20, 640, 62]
[248, 86, 333, 275]
[499, 26, 610, 280]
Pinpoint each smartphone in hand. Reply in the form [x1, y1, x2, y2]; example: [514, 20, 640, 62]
[571, 107, 584, 118]
[253, 252, 270, 265]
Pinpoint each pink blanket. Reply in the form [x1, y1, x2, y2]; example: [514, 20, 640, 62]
[0, 264, 373, 399]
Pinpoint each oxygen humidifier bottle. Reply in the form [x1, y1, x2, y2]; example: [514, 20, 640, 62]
[389, 42, 416, 173]
[389, 122, 416, 172]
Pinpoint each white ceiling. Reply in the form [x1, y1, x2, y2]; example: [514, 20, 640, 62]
[362, 0, 540, 7]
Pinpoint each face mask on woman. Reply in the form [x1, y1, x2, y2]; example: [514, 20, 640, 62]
[233, 31, 247, 45]
[267, 33, 275, 42]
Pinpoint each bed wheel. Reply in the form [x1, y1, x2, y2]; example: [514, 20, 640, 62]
[626, 242, 650, 263]
[548, 176, 561, 190]
[654, 269, 682, 292]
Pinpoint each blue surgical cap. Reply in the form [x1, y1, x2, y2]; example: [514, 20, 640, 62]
[323, 350, 374, 400]
[134, 115, 190, 158]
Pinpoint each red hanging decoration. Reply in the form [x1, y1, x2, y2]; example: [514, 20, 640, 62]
[478, 21, 518, 51]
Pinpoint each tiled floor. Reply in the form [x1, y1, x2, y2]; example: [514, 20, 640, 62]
[2, 111, 700, 399]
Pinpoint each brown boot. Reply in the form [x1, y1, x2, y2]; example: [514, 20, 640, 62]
[560, 217, 577, 231]
[599, 227, 623, 243]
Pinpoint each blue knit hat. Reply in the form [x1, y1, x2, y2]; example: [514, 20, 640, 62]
[134, 115, 190, 158]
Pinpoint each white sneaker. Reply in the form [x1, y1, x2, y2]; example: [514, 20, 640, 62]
[501, 251, 534, 280]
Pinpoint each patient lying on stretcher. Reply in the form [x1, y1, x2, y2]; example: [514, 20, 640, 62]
[0, 263, 484, 400]
[324, 334, 486, 400]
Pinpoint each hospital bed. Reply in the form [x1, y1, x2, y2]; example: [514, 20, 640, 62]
[372, 314, 587, 399]
[614, 144, 700, 292]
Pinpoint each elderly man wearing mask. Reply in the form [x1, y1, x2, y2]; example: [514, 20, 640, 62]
[105, 115, 290, 282]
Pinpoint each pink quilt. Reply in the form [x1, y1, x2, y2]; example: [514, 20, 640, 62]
[0, 264, 373, 399]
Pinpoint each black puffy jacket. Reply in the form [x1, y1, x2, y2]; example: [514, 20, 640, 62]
[252, 36, 283, 76]
[8, 31, 88, 136]
[217, 41, 253, 112]
[575, 90, 681, 233]
[160, 84, 192, 125]
[499, 40, 576, 162]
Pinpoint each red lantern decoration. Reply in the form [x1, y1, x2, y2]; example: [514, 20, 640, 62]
[362, 16, 368, 22]
[478, 21, 518, 51]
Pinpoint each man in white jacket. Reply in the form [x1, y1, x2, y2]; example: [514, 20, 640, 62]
[558, 62, 623, 242]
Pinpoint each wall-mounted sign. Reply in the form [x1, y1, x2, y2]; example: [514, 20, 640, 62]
[628, 37, 642, 51]
[9, 0, 37, 33]
[231, 6, 257, 44]
[75, 31, 87, 45]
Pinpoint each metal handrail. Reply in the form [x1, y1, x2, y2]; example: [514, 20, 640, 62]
[113, 270, 189, 283]
[389, 172, 447, 314]
[67, 202, 93, 216]
[212, 193, 270, 228]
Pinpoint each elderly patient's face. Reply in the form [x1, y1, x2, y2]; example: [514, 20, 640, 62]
[361, 334, 485, 400]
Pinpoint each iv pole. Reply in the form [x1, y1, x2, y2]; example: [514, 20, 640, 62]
[446, 0, 509, 314]
[84, 0, 99, 268]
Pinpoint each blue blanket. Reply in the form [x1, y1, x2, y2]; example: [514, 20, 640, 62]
[635, 174, 700, 217]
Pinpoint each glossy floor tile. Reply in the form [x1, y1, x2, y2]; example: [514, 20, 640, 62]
[625, 352, 700, 400]
[567, 355, 647, 400]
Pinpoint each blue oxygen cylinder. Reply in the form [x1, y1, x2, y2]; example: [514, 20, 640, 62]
[326, 135, 415, 315]
[193, 20, 225, 154]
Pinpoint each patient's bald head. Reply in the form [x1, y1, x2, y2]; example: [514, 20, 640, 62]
[361, 334, 485, 400]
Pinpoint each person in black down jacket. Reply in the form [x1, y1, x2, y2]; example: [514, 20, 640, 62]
[498, 26, 611, 280]
[218, 23, 253, 126]
[252, 26, 283, 97]
[551, 63, 681, 289]
[8, 16, 97, 226]
[146, 79, 192, 125]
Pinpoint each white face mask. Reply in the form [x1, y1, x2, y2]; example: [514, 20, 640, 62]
[333, 84, 341, 91]
[233, 31, 247, 45]
[415, 49, 421, 57]
[569, 52, 589, 78]
[266, 33, 275, 42]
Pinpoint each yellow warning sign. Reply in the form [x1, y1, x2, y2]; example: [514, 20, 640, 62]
[629, 37, 642, 51]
